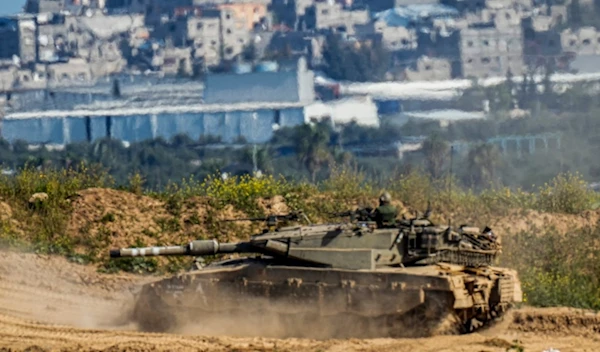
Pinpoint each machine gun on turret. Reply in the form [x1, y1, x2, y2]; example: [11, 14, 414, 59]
[326, 207, 374, 222]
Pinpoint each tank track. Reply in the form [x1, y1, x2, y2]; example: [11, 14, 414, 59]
[417, 249, 497, 267]
[131, 288, 468, 338]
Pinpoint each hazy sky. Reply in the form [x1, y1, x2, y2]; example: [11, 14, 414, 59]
[0, 1, 26, 15]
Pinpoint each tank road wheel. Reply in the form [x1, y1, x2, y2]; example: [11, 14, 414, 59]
[132, 287, 177, 333]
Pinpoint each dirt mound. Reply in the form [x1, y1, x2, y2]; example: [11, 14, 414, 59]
[68, 188, 172, 251]
[257, 195, 290, 215]
[511, 307, 600, 336]
[488, 209, 600, 236]
[66, 188, 254, 260]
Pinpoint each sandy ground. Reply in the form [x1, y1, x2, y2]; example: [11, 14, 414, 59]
[0, 250, 599, 352]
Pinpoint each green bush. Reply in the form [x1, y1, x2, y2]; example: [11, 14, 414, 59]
[501, 228, 600, 310]
[535, 171, 598, 214]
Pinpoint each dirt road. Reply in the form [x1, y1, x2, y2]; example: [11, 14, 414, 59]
[0, 250, 599, 352]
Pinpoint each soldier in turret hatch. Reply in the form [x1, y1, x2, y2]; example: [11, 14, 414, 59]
[372, 192, 399, 228]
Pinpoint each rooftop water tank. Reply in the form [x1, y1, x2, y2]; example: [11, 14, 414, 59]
[255, 61, 279, 72]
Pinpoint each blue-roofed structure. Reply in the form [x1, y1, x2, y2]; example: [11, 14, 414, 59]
[373, 4, 460, 28]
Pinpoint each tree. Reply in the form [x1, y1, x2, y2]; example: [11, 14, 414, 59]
[467, 143, 502, 189]
[241, 145, 274, 174]
[177, 59, 189, 78]
[542, 59, 556, 105]
[506, 68, 515, 99]
[322, 34, 391, 82]
[569, 0, 583, 28]
[111, 79, 121, 98]
[422, 133, 449, 179]
[292, 121, 333, 182]
[242, 41, 258, 62]
[322, 33, 348, 81]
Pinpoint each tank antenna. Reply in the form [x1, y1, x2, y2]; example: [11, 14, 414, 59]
[448, 145, 454, 227]
[448, 145, 454, 203]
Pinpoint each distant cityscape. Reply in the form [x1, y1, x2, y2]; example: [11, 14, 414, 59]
[1, 0, 600, 148]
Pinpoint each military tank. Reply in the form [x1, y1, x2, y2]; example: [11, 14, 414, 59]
[110, 209, 522, 338]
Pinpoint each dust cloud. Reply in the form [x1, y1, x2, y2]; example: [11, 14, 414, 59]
[0, 249, 145, 331]
[132, 283, 452, 340]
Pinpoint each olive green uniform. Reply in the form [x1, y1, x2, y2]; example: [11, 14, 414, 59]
[373, 204, 398, 227]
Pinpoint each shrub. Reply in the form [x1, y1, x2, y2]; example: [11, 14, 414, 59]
[201, 173, 290, 216]
[501, 228, 600, 310]
[535, 171, 598, 214]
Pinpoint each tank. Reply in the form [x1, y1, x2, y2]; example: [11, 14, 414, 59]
[110, 209, 522, 338]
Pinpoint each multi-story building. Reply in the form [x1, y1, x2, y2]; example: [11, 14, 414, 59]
[355, 19, 417, 52]
[105, 0, 193, 15]
[24, 0, 67, 13]
[561, 27, 600, 55]
[155, 7, 250, 67]
[305, 2, 369, 34]
[355, 0, 439, 13]
[459, 24, 525, 77]
[441, 0, 488, 14]
[216, 2, 269, 31]
[0, 15, 37, 66]
[186, 13, 223, 67]
[270, 0, 315, 31]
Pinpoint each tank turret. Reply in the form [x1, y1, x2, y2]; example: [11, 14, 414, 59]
[110, 210, 500, 269]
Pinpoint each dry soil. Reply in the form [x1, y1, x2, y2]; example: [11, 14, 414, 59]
[0, 250, 599, 352]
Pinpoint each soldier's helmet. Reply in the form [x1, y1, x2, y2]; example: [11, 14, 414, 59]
[379, 191, 392, 204]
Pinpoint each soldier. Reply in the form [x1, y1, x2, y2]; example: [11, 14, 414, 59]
[372, 192, 398, 228]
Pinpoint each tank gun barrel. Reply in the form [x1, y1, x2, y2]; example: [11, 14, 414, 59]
[220, 211, 311, 225]
[109, 240, 253, 258]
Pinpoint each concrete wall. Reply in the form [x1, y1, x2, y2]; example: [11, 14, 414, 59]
[203, 58, 315, 104]
[204, 70, 301, 104]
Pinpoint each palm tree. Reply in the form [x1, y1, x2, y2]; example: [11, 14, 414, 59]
[293, 121, 333, 182]
[422, 133, 449, 180]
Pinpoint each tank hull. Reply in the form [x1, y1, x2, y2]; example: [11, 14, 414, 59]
[130, 259, 522, 338]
